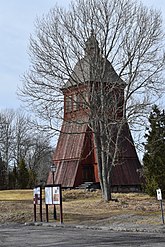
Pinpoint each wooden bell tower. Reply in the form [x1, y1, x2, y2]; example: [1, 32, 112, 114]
[47, 34, 142, 191]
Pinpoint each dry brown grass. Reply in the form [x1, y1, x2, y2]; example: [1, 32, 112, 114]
[0, 189, 32, 201]
[0, 189, 162, 225]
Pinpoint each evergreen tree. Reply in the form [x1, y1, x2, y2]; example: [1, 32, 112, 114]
[8, 165, 17, 189]
[0, 153, 7, 189]
[143, 105, 165, 196]
[28, 169, 36, 188]
[17, 159, 29, 189]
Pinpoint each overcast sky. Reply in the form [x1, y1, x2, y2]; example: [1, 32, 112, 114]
[0, 0, 165, 110]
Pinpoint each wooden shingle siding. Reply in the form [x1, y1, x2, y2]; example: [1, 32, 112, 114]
[53, 119, 88, 161]
[55, 160, 79, 188]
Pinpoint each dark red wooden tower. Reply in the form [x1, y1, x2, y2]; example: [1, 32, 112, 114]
[47, 35, 142, 192]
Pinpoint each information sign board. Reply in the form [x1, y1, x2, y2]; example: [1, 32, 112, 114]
[33, 185, 42, 222]
[53, 186, 60, 205]
[45, 185, 61, 205]
[45, 184, 63, 223]
[156, 188, 162, 201]
[33, 186, 41, 205]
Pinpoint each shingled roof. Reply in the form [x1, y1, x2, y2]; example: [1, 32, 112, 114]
[65, 34, 125, 88]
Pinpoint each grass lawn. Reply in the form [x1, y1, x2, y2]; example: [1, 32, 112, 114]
[0, 189, 32, 201]
[0, 189, 161, 225]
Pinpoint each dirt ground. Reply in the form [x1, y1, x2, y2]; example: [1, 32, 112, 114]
[0, 190, 163, 226]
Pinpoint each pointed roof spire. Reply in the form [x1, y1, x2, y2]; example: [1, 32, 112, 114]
[64, 30, 126, 88]
[84, 30, 100, 56]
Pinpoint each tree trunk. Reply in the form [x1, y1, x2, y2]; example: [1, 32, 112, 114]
[93, 128, 112, 201]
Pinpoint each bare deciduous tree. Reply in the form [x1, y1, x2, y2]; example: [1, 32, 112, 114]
[19, 0, 165, 201]
[0, 109, 15, 166]
[25, 135, 53, 184]
[0, 109, 53, 186]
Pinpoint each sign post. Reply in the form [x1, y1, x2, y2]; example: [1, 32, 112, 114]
[33, 185, 42, 222]
[156, 188, 164, 224]
[45, 184, 63, 223]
